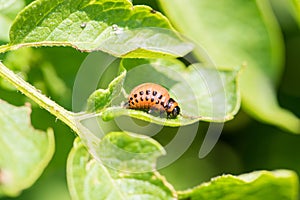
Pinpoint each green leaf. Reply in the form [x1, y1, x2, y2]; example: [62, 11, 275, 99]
[87, 58, 240, 126]
[67, 134, 176, 200]
[178, 170, 299, 200]
[98, 131, 165, 172]
[87, 70, 126, 111]
[0, 48, 34, 90]
[159, 0, 300, 133]
[0, 0, 25, 42]
[5, 0, 193, 57]
[0, 100, 55, 197]
[0, 15, 11, 42]
[0, 0, 25, 19]
[293, 0, 300, 23]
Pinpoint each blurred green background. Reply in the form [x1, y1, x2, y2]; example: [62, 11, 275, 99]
[0, 0, 300, 199]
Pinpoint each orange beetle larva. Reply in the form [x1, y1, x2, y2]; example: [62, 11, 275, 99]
[127, 83, 180, 119]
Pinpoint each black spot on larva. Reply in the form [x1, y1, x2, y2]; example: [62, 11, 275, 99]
[146, 90, 150, 95]
[130, 97, 133, 100]
[155, 100, 159, 104]
[139, 91, 144, 95]
[151, 97, 154, 102]
[131, 101, 135, 105]
[134, 94, 137, 98]
[153, 91, 157, 96]
[146, 96, 149, 101]
[140, 97, 143, 101]
[160, 101, 164, 106]
[158, 95, 162, 99]
[135, 99, 138, 103]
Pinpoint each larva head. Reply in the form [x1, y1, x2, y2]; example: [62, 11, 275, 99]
[166, 98, 180, 118]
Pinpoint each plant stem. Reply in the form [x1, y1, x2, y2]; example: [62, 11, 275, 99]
[0, 62, 79, 133]
[0, 45, 11, 53]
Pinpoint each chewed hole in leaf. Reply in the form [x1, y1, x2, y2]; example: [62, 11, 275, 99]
[120, 58, 240, 122]
[86, 57, 240, 127]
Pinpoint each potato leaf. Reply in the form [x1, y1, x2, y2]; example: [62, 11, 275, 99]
[0, 0, 25, 42]
[5, 0, 193, 57]
[67, 134, 176, 200]
[159, 0, 300, 133]
[87, 70, 126, 112]
[87, 58, 241, 127]
[178, 170, 299, 200]
[293, 0, 300, 25]
[0, 100, 54, 197]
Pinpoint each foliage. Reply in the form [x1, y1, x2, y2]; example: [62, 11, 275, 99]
[158, 0, 300, 133]
[0, 100, 54, 197]
[67, 135, 176, 200]
[178, 170, 298, 200]
[0, 0, 299, 199]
